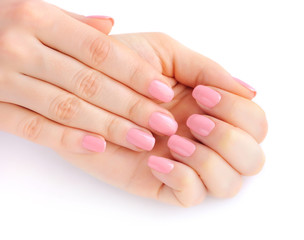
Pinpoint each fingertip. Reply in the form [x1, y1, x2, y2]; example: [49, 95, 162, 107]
[126, 128, 155, 151]
[149, 112, 178, 136]
[86, 15, 115, 26]
[167, 135, 196, 157]
[148, 156, 175, 174]
[82, 135, 107, 153]
[232, 77, 257, 99]
[148, 80, 175, 103]
[83, 16, 114, 34]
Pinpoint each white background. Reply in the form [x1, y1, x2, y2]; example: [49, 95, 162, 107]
[1, 0, 303, 239]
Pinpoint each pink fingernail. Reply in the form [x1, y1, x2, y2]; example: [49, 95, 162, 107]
[149, 112, 178, 136]
[168, 135, 196, 157]
[148, 156, 174, 174]
[192, 85, 221, 108]
[233, 77, 256, 95]
[148, 80, 174, 103]
[186, 114, 215, 137]
[86, 15, 114, 25]
[126, 128, 155, 151]
[82, 135, 106, 152]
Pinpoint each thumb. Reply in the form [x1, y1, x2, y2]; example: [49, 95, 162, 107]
[62, 10, 114, 35]
[159, 34, 256, 100]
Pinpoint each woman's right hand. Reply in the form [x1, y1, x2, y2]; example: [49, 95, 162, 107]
[0, 32, 268, 207]
[0, 0, 183, 152]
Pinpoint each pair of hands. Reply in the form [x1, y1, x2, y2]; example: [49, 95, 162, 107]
[0, 0, 267, 207]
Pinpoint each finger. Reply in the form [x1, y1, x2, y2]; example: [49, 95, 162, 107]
[32, 2, 174, 103]
[0, 102, 106, 154]
[82, 16, 114, 34]
[61, 9, 114, 34]
[186, 115, 265, 176]
[152, 33, 256, 99]
[2, 73, 157, 152]
[192, 85, 268, 143]
[167, 135, 242, 198]
[147, 156, 207, 207]
[17, 38, 178, 136]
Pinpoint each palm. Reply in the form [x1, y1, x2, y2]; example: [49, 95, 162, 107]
[57, 33, 203, 199]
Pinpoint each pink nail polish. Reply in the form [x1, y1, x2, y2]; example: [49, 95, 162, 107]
[186, 114, 215, 137]
[148, 80, 174, 103]
[126, 128, 155, 151]
[149, 112, 178, 136]
[148, 156, 174, 174]
[233, 77, 256, 95]
[168, 135, 196, 157]
[192, 85, 221, 108]
[86, 15, 114, 25]
[82, 135, 106, 152]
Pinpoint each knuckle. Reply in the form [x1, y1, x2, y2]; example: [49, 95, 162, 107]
[254, 105, 268, 143]
[127, 98, 146, 120]
[231, 99, 268, 143]
[0, 72, 12, 99]
[153, 32, 171, 41]
[8, 0, 44, 25]
[0, 31, 18, 56]
[19, 116, 43, 141]
[88, 37, 111, 67]
[228, 128, 265, 176]
[199, 152, 243, 198]
[74, 69, 101, 99]
[128, 63, 142, 87]
[59, 127, 73, 150]
[0, 69, 4, 84]
[178, 193, 206, 208]
[225, 177, 243, 198]
[0, 30, 30, 62]
[104, 117, 121, 139]
[219, 128, 238, 148]
[184, 193, 206, 208]
[178, 171, 200, 195]
[49, 95, 81, 123]
[214, 174, 243, 199]
[245, 148, 266, 176]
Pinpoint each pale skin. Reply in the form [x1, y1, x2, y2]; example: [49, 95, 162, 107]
[0, 0, 268, 207]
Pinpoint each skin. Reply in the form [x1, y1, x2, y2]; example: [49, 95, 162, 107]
[59, 33, 267, 207]
[0, 1, 268, 207]
[0, 0, 182, 151]
[1, 33, 267, 207]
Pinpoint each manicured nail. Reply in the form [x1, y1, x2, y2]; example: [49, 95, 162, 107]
[86, 15, 114, 25]
[168, 135, 196, 157]
[186, 114, 215, 137]
[148, 156, 174, 174]
[148, 80, 174, 103]
[149, 112, 178, 136]
[82, 135, 106, 152]
[126, 128, 155, 151]
[233, 77, 256, 95]
[192, 85, 221, 108]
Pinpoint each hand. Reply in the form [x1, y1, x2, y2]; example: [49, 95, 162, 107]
[1, 32, 268, 207]
[0, 0, 183, 153]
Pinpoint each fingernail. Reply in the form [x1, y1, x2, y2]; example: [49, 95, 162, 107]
[168, 135, 196, 157]
[233, 77, 256, 95]
[192, 85, 221, 108]
[148, 80, 174, 103]
[82, 135, 106, 152]
[86, 15, 115, 25]
[126, 128, 155, 151]
[149, 112, 178, 136]
[148, 156, 174, 174]
[186, 114, 215, 137]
